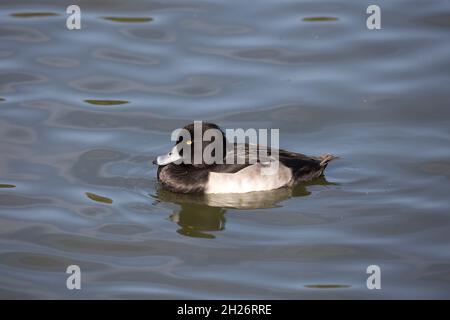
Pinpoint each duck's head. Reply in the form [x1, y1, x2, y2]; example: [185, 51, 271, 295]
[153, 122, 228, 168]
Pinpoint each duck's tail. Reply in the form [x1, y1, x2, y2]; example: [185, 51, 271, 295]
[319, 153, 339, 167]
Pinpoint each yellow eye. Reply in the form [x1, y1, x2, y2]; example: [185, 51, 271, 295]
[186, 140, 192, 145]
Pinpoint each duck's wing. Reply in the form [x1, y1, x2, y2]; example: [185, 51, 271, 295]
[210, 143, 277, 174]
[224, 143, 278, 164]
[220, 143, 337, 181]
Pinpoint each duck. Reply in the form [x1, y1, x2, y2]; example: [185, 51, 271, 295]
[153, 122, 337, 194]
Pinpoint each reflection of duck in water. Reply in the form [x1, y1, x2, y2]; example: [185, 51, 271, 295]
[169, 203, 225, 239]
[156, 177, 335, 239]
[153, 122, 337, 194]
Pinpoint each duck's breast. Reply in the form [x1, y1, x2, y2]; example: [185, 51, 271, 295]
[205, 162, 292, 194]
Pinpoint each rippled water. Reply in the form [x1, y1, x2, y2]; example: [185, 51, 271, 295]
[1, 0, 450, 299]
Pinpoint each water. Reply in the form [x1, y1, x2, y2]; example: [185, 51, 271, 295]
[1, 0, 450, 299]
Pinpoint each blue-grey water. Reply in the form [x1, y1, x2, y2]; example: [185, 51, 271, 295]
[1, 0, 450, 299]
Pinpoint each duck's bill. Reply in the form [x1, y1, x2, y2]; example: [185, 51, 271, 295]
[154, 146, 182, 165]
